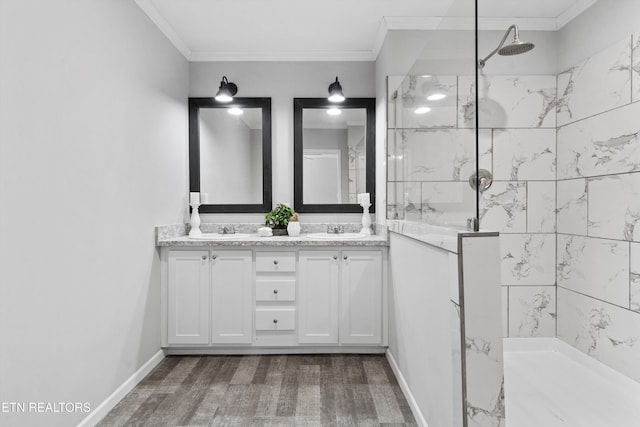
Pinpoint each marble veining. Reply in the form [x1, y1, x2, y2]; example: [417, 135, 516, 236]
[508, 286, 556, 337]
[492, 129, 556, 181]
[557, 101, 640, 179]
[588, 173, 640, 241]
[557, 179, 588, 235]
[480, 182, 527, 233]
[500, 234, 556, 287]
[420, 182, 476, 229]
[630, 243, 640, 313]
[633, 33, 640, 102]
[557, 235, 629, 308]
[527, 182, 556, 233]
[459, 75, 556, 129]
[391, 129, 491, 182]
[557, 37, 632, 127]
[557, 287, 640, 383]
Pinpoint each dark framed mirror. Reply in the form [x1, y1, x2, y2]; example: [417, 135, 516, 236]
[293, 98, 375, 213]
[189, 97, 272, 213]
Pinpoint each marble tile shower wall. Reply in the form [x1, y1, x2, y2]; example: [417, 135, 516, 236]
[387, 74, 558, 339]
[556, 33, 640, 382]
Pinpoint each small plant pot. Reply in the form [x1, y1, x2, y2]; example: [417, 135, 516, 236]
[272, 227, 288, 236]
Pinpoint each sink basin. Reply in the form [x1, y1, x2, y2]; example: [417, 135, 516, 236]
[307, 232, 366, 240]
[188, 233, 250, 240]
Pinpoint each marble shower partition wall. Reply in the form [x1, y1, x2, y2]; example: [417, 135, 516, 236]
[468, 75, 557, 338]
[557, 36, 632, 127]
[555, 32, 640, 376]
[388, 73, 558, 338]
[557, 287, 640, 383]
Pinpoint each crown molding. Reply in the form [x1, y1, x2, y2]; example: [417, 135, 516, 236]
[556, 0, 598, 29]
[134, 0, 191, 59]
[189, 51, 375, 62]
[135, 0, 597, 63]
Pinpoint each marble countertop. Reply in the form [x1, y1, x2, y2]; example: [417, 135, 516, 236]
[157, 233, 388, 247]
[156, 229, 389, 247]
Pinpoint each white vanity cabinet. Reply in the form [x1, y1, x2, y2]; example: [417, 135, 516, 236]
[210, 251, 253, 344]
[167, 250, 211, 345]
[164, 249, 252, 346]
[340, 250, 383, 344]
[298, 249, 383, 345]
[298, 250, 340, 343]
[160, 240, 387, 351]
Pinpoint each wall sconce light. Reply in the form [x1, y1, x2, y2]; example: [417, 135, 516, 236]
[327, 77, 345, 102]
[215, 76, 238, 102]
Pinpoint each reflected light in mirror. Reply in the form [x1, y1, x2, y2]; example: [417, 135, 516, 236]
[427, 93, 447, 101]
[228, 107, 243, 115]
[414, 107, 431, 114]
[327, 108, 342, 115]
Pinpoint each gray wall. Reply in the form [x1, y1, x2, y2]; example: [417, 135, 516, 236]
[0, 1, 189, 426]
[190, 61, 375, 223]
[558, 0, 640, 71]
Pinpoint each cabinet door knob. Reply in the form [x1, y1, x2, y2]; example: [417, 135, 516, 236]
[273, 289, 278, 294]
[273, 260, 279, 265]
[343, 255, 348, 260]
[212, 255, 217, 260]
[201, 255, 207, 261]
[333, 256, 338, 260]
[273, 318, 278, 324]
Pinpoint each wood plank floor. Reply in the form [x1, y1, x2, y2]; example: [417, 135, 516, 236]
[98, 354, 417, 426]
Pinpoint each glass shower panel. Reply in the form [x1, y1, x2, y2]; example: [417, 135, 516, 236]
[387, 0, 480, 230]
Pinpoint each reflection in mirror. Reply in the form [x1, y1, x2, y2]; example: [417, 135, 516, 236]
[189, 98, 272, 213]
[199, 108, 263, 204]
[294, 98, 375, 213]
[302, 108, 366, 204]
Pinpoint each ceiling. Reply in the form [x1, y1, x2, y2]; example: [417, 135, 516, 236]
[134, 0, 597, 62]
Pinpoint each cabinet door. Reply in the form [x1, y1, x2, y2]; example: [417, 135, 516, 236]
[298, 250, 339, 343]
[211, 251, 253, 344]
[340, 250, 382, 345]
[168, 250, 210, 345]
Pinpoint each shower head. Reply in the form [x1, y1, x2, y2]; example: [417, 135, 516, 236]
[499, 40, 535, 56]
[479, 25, 535, 68]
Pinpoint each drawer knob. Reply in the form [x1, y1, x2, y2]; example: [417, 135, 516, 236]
[273, 289, 278, 294]
[273, 260, 279, 265]
[273, 318, 278, 324]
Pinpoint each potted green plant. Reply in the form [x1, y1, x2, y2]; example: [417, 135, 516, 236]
[265, 203, 295, 236]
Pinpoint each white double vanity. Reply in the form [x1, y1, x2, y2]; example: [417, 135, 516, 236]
[156, 222, 505, 426]
[157, 229, 387, 352]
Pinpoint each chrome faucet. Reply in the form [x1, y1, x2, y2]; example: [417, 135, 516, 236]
[217, 225, 236, 234]
[326, 225, 344, 234]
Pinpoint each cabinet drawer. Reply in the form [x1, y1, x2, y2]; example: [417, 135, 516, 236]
[256, 252, 296, 272]
[255, 308, 296, 330]
[256, 279, 296, 301]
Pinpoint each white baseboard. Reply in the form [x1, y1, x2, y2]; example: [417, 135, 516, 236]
[164, 346, 386, 355]
[77, 350, 165, 427]
[385, 349, 429, 427]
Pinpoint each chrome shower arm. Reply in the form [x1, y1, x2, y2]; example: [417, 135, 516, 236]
[478, 24, 518, 68]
